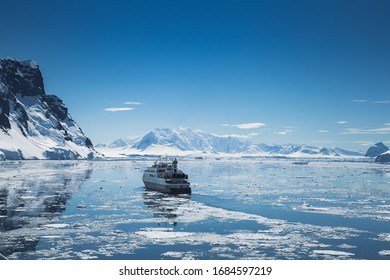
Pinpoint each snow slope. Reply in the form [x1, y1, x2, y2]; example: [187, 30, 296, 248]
[0, 58, 99, 160]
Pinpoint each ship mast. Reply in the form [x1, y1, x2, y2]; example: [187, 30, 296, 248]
[173, 158, 178, 173]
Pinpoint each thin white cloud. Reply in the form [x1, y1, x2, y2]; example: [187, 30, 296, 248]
[353, 141, 375, 146]
[337, 121, 348, 124]
[104, 107, 135, 112]
[274, 130, 292, 135]
[351, 100, 390, 104]
[221, 134, 251, 139]
[235, 123, 266, 129]
[212, 130, 260, 139]
[273, 128, 294, 136]
[318, 130, 330, 133]
[385, 123, 390, 126]
[343, 126, 390, 135]
[372, 100, 390, 104]
[352, 99, 367, 103]
[222, 122, 266, 129]
[124, 101, 141, 105]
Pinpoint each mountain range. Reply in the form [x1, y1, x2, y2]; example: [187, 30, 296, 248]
[96, 127, 364, 158]
[0, 58, 98, 160]
[1, 58, 389, 162]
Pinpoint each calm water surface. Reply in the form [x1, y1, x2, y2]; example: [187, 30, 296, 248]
[1, 158, 390, 260]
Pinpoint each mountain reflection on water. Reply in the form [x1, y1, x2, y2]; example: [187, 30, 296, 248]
[0, 161, 92, 259]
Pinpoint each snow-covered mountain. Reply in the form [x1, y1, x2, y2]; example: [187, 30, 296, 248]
[0, 58, 99, 160]
[131, 128, 256, 153]
[257, 143, 363, 157]
[98, 128, 258, 157]
[97, 127, 363, 158]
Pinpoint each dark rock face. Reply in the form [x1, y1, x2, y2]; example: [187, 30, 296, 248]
[43, 95, 69, 121]
[0, 59, 44, 97]
[375, 153, 390, 163]
[0, 58, 98, 160]
[365, 142, 389, 157]
[0, 59, 60, 136]
[1, 59, 44, 134]
[0, 96, 11, 131]
[85, 137, 93, 148]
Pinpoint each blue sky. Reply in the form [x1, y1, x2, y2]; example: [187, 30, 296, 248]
[1, 0, 390, 151]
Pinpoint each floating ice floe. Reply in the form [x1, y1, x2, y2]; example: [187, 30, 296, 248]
[135, 228, 195, 239]
[44, 223, 70, 228]
[338, 243, 357, 249]
[377, 233, 390, 242]
[312, 250, 355, 257]
[2, 159, 390, 260]
[161, 251, 184, 258]
[75, 250, 98, 260]
[300, 203, 329, 212]
[378, 250, 390, 256]
[161, 251, 196, 260]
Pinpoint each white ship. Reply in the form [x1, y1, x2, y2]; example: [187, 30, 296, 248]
[142, 156, 191, 194]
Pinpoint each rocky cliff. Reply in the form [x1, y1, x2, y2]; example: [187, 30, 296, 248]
[365, 142, 389, 157]
[0, 58, 98, 160]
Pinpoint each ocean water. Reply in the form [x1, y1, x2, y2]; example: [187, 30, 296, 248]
[1, 158, 390, 260]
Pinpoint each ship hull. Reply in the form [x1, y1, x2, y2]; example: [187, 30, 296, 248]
[142, 178, 191, 194]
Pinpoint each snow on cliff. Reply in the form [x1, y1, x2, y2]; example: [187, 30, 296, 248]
[0, 58, 99, 160]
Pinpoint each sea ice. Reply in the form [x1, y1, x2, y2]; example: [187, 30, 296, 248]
[378, 250, 390, 256]
[44, 224, 70, 228]
[312, 250, 355, 257]
[135, 228, 195, 239]
[1, 158, 390, 260]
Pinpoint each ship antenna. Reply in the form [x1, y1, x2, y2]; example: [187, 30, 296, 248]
[155, 155, 161, 165]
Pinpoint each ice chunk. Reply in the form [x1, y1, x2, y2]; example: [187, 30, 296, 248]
[377, 233, 390, 242]
[161, 251, 184, 258]
[135, 228, 195, 239]
[44, 223, 70, 228]
[378, 250, 390, 256]
[313, 250, 354, 257]
[41, 235, 63, 239]
[338, 244, 357, 249]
